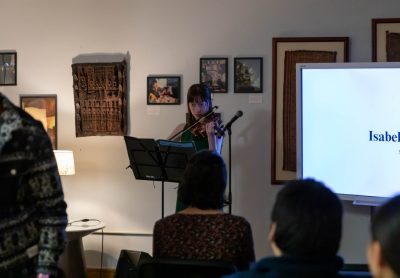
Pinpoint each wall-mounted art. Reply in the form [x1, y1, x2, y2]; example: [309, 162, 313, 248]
[147, 76, 181, 105]
[271, 37, 349, 184]
[234, 57, 263, 93]
[72, 61, 127, 137]
[0, 52, 17, 86]
[372, 18, 400, 61]
[200, 57, 228, 93]
[20, 94, 57, 149]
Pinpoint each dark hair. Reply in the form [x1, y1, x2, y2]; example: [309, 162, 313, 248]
[371, 195, 400, 276]
[178, 150, 227, 209]
[271, 179, 343, 257]
[186, 83, 213, 124]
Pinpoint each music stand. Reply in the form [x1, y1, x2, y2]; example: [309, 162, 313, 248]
[124, 136, 196, 218]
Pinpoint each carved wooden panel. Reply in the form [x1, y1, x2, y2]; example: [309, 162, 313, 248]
[72, 61, 127, 137]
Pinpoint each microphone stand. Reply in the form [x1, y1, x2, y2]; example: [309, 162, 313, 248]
[227, 125, 233, 214]
[219, 111, 242, 214]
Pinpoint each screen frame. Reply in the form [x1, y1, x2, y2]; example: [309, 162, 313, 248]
[296, 62, 400, 206]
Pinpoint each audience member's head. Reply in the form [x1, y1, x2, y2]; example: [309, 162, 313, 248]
[368, 195, 400, 278]
[269, 178, 343, 258]
[178, 150, 227, 210]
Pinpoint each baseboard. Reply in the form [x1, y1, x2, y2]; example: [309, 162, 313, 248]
[87, 267, 115, 278]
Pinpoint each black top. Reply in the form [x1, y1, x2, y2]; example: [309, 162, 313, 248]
[222, 255, 347, 278]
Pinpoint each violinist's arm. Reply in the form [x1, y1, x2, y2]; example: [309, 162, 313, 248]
[205, 121, 223, 154]
[167, 122, 186, 141]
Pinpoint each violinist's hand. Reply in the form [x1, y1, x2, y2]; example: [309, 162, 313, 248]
[37, 274, 49, 278]
[205, 121, 217, 137]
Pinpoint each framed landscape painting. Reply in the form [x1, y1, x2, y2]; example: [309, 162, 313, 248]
[234, 57, 263, 93]
[20, 94, 57, 149]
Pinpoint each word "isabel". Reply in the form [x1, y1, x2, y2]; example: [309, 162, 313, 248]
[369, 131, 400, 142]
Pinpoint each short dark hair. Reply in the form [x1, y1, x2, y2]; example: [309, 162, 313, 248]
[271, 179, 343, 257]
[186, 83, 213, 124]
[371, 195, 400, 276]
[178, 150, 227, 209]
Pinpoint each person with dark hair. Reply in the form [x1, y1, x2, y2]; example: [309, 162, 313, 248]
[168, 83, 223, 153]
[152, 150, 255, 271]
[223, 178, 344, 278]
[168, 83, 224, 212]
[367, 195, 400, 278]
[0, 93, 68, 278]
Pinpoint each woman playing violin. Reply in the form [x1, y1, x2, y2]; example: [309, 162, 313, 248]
[168, 83, 223, 153]
[168, 83, 224, 212]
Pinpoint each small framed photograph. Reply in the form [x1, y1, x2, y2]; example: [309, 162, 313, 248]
[271, 37, 349, 184]
[200, 58, 228, 93]
[147, 76, 181, 105]
[234, 57, 263, 93]
[0, 52, 17, 86]
[20, 95, 57, 149]
[372, 18, 400, 61]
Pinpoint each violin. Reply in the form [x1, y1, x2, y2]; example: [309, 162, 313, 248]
[190, 112, 222, 138]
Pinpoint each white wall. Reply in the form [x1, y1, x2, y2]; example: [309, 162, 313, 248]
[1, 0, 399, 268]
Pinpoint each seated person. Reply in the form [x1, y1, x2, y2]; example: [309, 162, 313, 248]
[223, 179, 344, 278]
[152, 150, 255, 270]
[367, 195, 400, 278]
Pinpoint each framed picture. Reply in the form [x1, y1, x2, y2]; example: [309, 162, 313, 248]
[20, 95, 57, 149]
[147, 76, 181, 105]
[0, 52, 17, 86]
[372, 18, 400, 62]
[234, 57, 263, 93]
[271, 37, 349, 184]
[200, 58, 228, 93]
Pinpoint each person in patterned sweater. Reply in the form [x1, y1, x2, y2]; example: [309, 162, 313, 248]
[0, 93, 68, 278]
[152, 150, 255, 271]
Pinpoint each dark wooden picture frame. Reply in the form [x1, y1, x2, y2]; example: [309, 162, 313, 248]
[20, 94, 57, 149]
[234, 57, 263, 93]
[0, 52, 17, 86]
[147, 76, 181, 105]
[200, 57, 228, 93]
[271, 37, 349, 184]
[372, 18, 400, 62]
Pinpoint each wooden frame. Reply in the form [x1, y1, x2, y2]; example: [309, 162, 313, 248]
[200, 57, 228, 93]
[372, 18, 400, 62]
[234, 57, 263, 93]
[0, 52, 17, 86]
[271, 37, 349, 184]
[20, 94, 57, 149]
[147, 76, 181, 105]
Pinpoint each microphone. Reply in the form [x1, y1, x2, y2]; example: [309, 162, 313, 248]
[218, 110, 243, 136]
